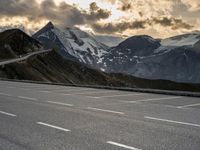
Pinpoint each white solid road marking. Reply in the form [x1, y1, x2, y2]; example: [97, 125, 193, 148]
[145, 116, 200, 128]
[0, 111, 16, 117]
[177, 103, 200, 109]
[107, 141, 142, 150]
[89, 93, 144, 99]
[47, 101, 74, 107]
[37, 122, 70, 132]
[87, 107, 124, 115]
[124, 96, 182, 103]
[17, 96, 38, 101]
[0, 92, 11, 97]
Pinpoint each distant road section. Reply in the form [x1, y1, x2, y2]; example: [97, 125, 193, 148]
[0, 49, 52, 66]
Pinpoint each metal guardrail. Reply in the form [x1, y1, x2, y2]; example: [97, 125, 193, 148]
[0, 78, 200, 97]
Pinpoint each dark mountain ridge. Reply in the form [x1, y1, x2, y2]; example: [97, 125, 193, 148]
[0, 29, 42, 60]
[117, 35, 161, 56]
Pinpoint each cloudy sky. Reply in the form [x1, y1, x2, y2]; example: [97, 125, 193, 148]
[0, 0, 200, 38]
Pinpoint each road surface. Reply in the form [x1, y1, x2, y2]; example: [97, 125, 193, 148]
[0, 80, 200, 150]
[0, 49, 52, 66]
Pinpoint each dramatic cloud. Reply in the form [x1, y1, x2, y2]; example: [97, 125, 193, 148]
[102, 0, 117, 4]
[0, 0, 200, 38]
[103, 0, 174, 16]
[0, 0, 111, 27]
[152, 17, 193, 29]
[181, 0, 200, 11]
[119, 2, 132, 11]
[86, 2, 111, 22]
[92, 17, 193, 34]
[92, 20, 147, 34]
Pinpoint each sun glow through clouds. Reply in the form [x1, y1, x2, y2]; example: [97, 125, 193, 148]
[0, 0, 199, 38]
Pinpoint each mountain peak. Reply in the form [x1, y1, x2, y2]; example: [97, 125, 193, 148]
[126, 35, 157, 42]
[32, 21, 55, 38]
[118, 35, 160, 51]
[45, 21, 54, 29]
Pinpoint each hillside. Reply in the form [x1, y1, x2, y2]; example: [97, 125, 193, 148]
[0, 29, 42, 60]
[0, 50, 124, 86]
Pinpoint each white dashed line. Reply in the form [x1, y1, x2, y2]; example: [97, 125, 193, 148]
[37, 122, 70, 132]
[89, 93, 144, 99]
[145, 116, 200, 128]
[40, 91, 51, 93]
[47, 101, 74, 107]
[0, 92, 11, 97]
[123, 96, 182, 103]
[8, 86, 14, 89]
[176, 103, 200, 109]
[87, 107, 124, 115]
[0, 111, 16, 117]
[107, 141, 142, 150]
[20, 88, 30, 91]
[17, 96, 38, 101]
[60, 89, 95, 93]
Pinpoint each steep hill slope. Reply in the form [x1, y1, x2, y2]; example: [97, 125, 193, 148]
[0, 50, 123, 86]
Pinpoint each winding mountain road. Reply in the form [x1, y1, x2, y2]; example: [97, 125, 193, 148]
[0, 49, 52, 66]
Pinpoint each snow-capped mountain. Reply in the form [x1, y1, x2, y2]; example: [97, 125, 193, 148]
[161, 33, 200, 47]
[33, 22, 109, 68]
[194, 40, 200, 50]
[95, 35, 124, 47]
[100, 33, 200, 83]
[100, 35, 161, 72]
[33, 23, 200, 83]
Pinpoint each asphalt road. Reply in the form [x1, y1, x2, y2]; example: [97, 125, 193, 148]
[0, 80, 200, 150]
[0, 49, 51, 66]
